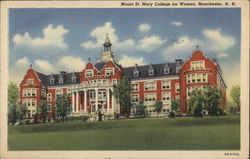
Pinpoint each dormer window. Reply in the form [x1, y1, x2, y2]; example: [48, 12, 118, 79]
[133, 70, 139, 77]
[50, 78, 55, 85]
[27, 78, 34, 85]
[148, 69, 154, 76]
[85, 69, 93, 78]
[72, 76, 76, 83]
[176, 67, 180, 74]
[105, 68, 114, 76]
[148, 63, 154, 76]
[164, 67, 170, 74]
[59, 76, 64, 84]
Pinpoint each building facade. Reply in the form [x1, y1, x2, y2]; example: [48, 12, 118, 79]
[20, 36, 227, 119]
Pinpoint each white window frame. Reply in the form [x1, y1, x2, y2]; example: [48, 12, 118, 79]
[131, 94, 139, 104]
[162, 92, 171, 104]
[132, 83, 139, 92]
[164, 67, 170, 74]
[162, 80, 171, 90]
[85, 69, 94, 78]
[59, 77, 64, 84]
[89, 91, 95, 101]
[72, 76, 77, 83]
[190, 60, 205, 70]
[27, 78, 34, 85]
[148, 69, 154, 76]
[112, 79, 117, 84]
[144, 81, 156, 91]
[105, 68, 114, 76]
[144, 93, 156, 105]
[47, 93, 52, 102]
[133, 70, 139, 77]
[50, 78, 55, 85]
[175, 83, 180, 93]
[56, 89, 63, 97]
[47, 104, 52, 112]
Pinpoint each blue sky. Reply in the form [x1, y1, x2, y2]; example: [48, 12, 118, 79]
[9, 8, 240, 99]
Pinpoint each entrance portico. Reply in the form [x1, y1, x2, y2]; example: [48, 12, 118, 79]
[70, 82, 117, 115]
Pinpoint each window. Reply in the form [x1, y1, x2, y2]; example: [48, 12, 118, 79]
[148, 69, 154, 76]
[32, 89, 36, 96]
[98, 91, 106, 99]
[203, 73, 207, 82]
[31, 99, 36, 106]
[47, 93, 52, 102]
[27, 78, 34, 85]
[187, 75, 191, 84]
[41, 89, 46, 97]
[89, 91, 95, 100]
[164, 67, 170, 74]
[132, 83, 139, 92]
[144, 81, 156, 91]
[162, 92, 171, 104]
[59, 77, 64, 84]
[133, 70, 139, 77]
[175, 83, 180, 93]
[144, 93, 156, 105]
[56, 89, 63, 97]
[131, 94, 139, 104]
[85, 69, 93, 78]
[105, 68, 114, 76]
[67, 89, 72, 96]
[190, 61, 205, 70]
[112, 79, 117, 84]
[192, 74, 196, 83]
[176, 67, 180, 74]
[162, 80, 171, 90]
[72, 76, 76, 83]
[50, 78, 55, 85]
[22, 89, 27, 97]
[47, 104, 52, 112]
[27, 89, 31, 96]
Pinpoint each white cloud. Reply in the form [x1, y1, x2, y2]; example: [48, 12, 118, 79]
[161, 36, 200, 60]
[218, 52, 229, 58]
[119, 55, 145, 67]
[138, 35, 167, 52]
[170, 21, 183, 26]
[15, 57, 30, 67]
[138, 23, 151, 32]
[13, 24, 69, 49]
[81, 22, 118, 49]
[81, 22, 166, 53]
[202, 29, 235, 56]
[58, 56, 86, 72]
[34, 59, 54, 73]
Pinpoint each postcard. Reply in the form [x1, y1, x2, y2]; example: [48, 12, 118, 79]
[0, 0, 249, 158]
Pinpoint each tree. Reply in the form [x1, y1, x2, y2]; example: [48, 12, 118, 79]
[8, 82, 19, 124]
[230, 85, 240, 111]
[17, 105, 27, 123]
[113, 76, 132, 118]
[56, 94, 70, 122]
[136, 100, 147, 119]
[154, 100, 163, 117]
[38, 99, 48, 123]
[171, 98, 180, 117]
[188, 89, 204, 116]
[203, 86, 222, 115]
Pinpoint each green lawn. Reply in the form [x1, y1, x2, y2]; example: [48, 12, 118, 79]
[8, 115, 240, 150]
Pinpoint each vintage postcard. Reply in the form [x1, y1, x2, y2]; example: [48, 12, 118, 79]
[0, 0, 249, 159]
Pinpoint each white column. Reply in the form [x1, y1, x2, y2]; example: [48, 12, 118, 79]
[84, 90, 87, 113]
[76, 91, 79, 113]
[107, 89, 110, 112]
[95, 89, 98, 112]
[72, 92, 75, 113]
[111, 89, 114, 113]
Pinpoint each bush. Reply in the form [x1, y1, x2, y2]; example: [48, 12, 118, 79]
[55, 115, 89, 123]
[169, 112, 175, 118]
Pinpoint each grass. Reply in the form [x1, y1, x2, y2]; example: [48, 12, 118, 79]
[8, 115, 240, 150]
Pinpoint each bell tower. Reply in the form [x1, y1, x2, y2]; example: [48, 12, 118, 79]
[100, 34, 114, 62]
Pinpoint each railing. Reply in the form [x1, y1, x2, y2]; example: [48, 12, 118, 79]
[71, 82, 113, 90]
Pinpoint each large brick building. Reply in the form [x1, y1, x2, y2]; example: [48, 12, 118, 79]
[20, 35, 227, 119]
